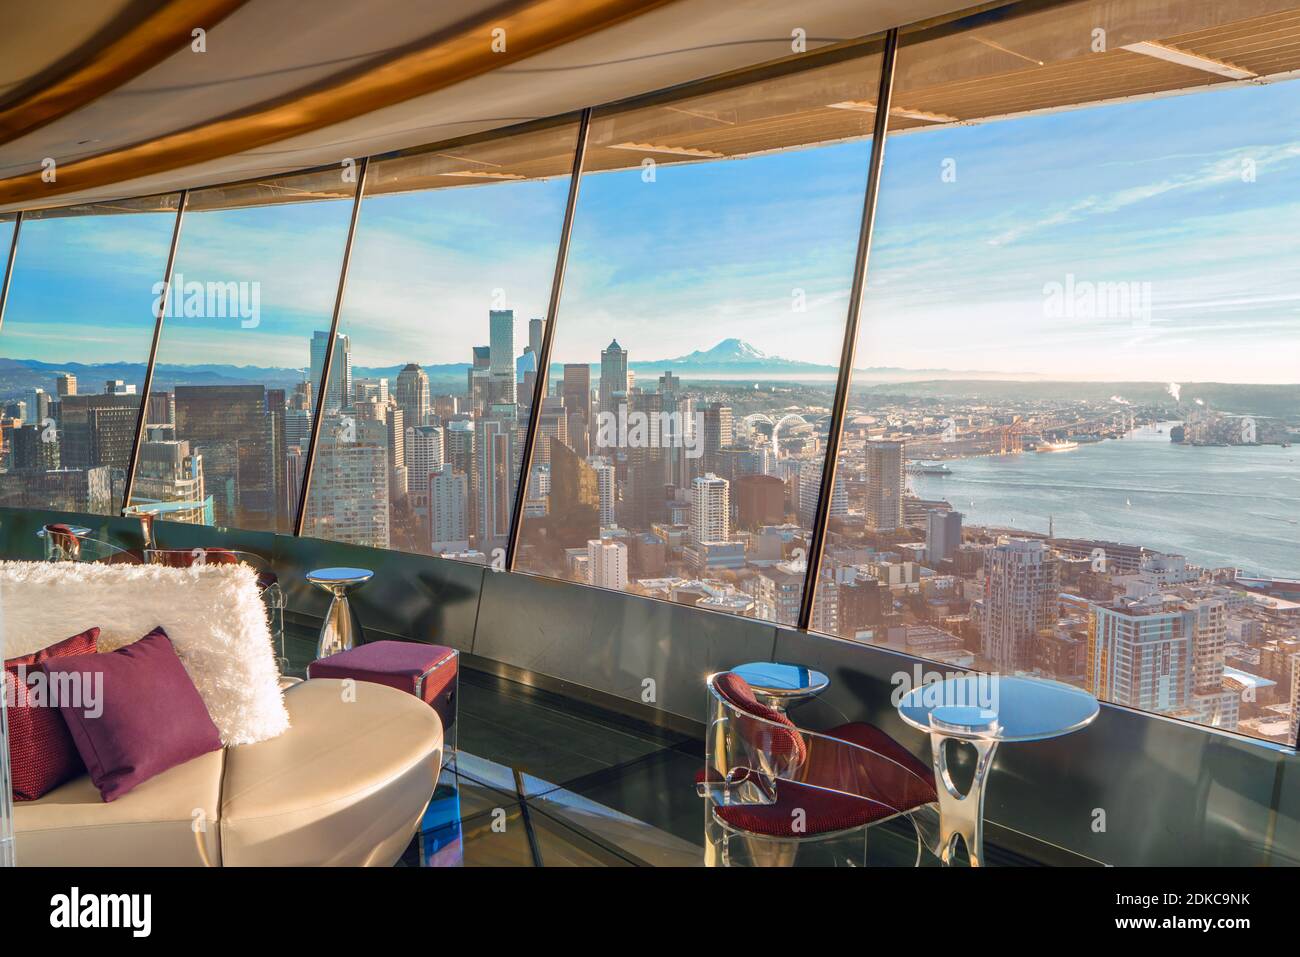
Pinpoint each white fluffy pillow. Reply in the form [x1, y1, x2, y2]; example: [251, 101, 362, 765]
[0, 560, 289, 746]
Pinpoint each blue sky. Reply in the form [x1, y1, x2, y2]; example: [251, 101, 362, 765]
[2, 76, 1299, 383]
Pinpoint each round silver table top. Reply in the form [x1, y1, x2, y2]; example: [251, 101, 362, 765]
[306, 566, 374, 586]
[733, 661, 829, 699]
[898, 675, 1098, 743]
[37, 525, 92, 538]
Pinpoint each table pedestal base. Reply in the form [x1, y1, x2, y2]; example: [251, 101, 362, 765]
[928, 732, 998, 867]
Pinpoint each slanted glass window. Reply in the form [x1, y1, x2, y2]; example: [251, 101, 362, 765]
[0, 196, 179, 516]
[300, 120, 578, 559]
[811, 0, 1300, 744]
[126, 169, 357, 532]
[513, 44, 885, 625]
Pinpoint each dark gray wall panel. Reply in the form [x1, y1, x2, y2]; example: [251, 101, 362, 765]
[474, 570, 776, 722]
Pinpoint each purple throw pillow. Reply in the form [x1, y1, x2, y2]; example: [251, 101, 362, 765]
[42, 627, 222, 802]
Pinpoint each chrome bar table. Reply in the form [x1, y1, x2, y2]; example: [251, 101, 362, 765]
[732, 661, 829, 713]
[898, 675, 1098, 867]
[306, 567, 374, 660]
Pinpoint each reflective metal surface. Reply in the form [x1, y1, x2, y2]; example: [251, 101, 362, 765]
[899, 675, 1100, 743]
[307, 566, 374, 659]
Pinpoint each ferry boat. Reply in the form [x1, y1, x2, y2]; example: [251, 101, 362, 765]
[906, 461, 953, 475]
[1036, 439, 1080, 453]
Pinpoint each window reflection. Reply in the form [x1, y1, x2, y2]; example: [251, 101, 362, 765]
[126, 170, 356, 532]
[812, 0, 1300, 744]
[515, 48, 884, 626]
[0, 197, 179, 516]
[301, 121, 578, 560]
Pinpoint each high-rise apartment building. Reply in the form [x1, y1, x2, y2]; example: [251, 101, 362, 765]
[981, 538, 1060, 672]
[865, 439, 905, 532]
[405, 424, 444, 515]
[302, 414, 389, 548]
[587, 538, 629, 590]
[591, 457, 616, 528]
[1086, 596, 1192, 713]
[429, 464, 469, 553]
[474, 408, 517, 552]
[701, 403, 733, 476]
[690, 473, 729, 544]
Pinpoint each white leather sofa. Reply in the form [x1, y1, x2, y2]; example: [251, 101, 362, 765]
[14, 677, 443, 866]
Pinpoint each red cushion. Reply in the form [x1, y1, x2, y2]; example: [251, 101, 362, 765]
[309, 640, 458, 728]
[43, 628, 222, 802]
[713, 672, 807, 768]
[4, 629, 100, 800]
[697, 720, 937, 838]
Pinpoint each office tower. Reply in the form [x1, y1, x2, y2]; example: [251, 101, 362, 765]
[562, 363, 591, 417]
[535, 405, 568, 467]
[529, 317, 544, 360]
[591, 458, 616, 528]
[285, 446, 306, 519]
[475, 407, 517, 552]
[926, 509, 963, 565]
[266, 388, 288, 525]
[701, 403, 733, 475]
[865, 439, 905, 532]
[103, 379, 136, 396]
[145, 391, 175, 428]
[444, 419, 474, 477]
[622, 390, 668, 529]
[690, 473, 729, 544]
[173, 385, 277, 527]
[303, 413, 389, 548]
[55, 374, 77, 397]
[24, 388, 49, 426]
[735, 473, 785, 529]
[353, 377, 389, 404]
[405, 424, 444, 514]
[981, 539, 1061, 672]
[546, 437, 601, 546]
[429, 464, 469, 553]
[433, 394, 460, 420]
[797, 458, 846, 528]
[284, 407, 312, 451]
[57, 393, 139, 473]
[598, 340, 628, 423]
[11, 423, 58, 471]
[587, 538, 629, 590]
[395, 363, 430, 428]
[658, 371, 680, 394]
[310, 330, 352, 412]
[489, 309, 515, 374]
[0, 465, 112, 514]
[386, 405, 406, 501]
[131, 440, 209, 525]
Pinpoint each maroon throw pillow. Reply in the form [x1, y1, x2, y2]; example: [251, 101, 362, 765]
[4, 628, 100, 801]
[42, 627, 222, 803]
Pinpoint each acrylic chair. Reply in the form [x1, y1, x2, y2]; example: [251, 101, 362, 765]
[697, 671, 938, 867]
[38, 523, 139, 564]
[143, 547, 287, 672]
